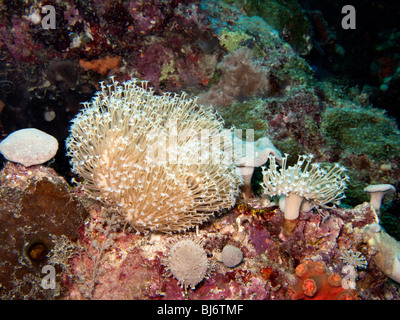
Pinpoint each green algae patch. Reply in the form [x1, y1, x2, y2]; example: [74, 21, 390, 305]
[217, 99, 269, 141]
[321, 107, 400, 161]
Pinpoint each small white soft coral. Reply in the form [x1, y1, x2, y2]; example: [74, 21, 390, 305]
[260, 154, 349, 221]
[340, 249, 368, 270]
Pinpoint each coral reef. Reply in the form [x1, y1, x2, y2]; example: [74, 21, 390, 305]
[52, 192, 400, 300]
[321, 106, 400, 161]
[200, 0, 400, 212]
[0, 0, 400, 302]
[229, 0, 313, 55]
[198, 48, 270, 107]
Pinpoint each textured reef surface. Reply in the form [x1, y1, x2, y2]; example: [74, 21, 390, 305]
[2, 161, 399, 300]
[0, 0, 400, 300]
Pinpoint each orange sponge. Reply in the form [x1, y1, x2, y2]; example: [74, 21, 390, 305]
[79, 56, 121, 75]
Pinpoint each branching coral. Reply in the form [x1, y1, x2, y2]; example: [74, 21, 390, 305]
[260, 154, 349, 221]
[66, 77, 242, 233]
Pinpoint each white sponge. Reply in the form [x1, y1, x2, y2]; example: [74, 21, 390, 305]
[0, 128, 58, 167]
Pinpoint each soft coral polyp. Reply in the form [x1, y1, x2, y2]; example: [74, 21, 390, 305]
[289, 260, 358, 300]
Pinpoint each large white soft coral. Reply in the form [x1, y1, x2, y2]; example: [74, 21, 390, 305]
[260, 154, 349, 220]
[66, 77, 242, 233]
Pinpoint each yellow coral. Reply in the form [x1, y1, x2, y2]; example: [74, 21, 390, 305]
[218, 29, 253, 52]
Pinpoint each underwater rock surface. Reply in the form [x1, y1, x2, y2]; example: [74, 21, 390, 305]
[0, 163, 88, 299]
[53, 198, 399, 300]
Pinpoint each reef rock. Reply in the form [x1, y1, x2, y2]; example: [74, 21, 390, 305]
[0, 162, 88, 299]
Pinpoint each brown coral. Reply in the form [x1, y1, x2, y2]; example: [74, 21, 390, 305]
[288, 260, 358, 300]
[198, 48, 269, 107]
[0, 162, 88, 299]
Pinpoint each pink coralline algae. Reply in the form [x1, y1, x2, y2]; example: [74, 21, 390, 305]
[49, 189, 399, 300]
[0, 18, 43, 63]
[265, 88, 326, 156]
[135, 41, 175, 88]
[0, 157, 399, 300]
[128, 0, 168, 35]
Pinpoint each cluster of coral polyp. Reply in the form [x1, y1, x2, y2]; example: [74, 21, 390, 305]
[289, 260, 358, 300]
[261, 154, 349, 217]
[66, 78, 242, 233]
